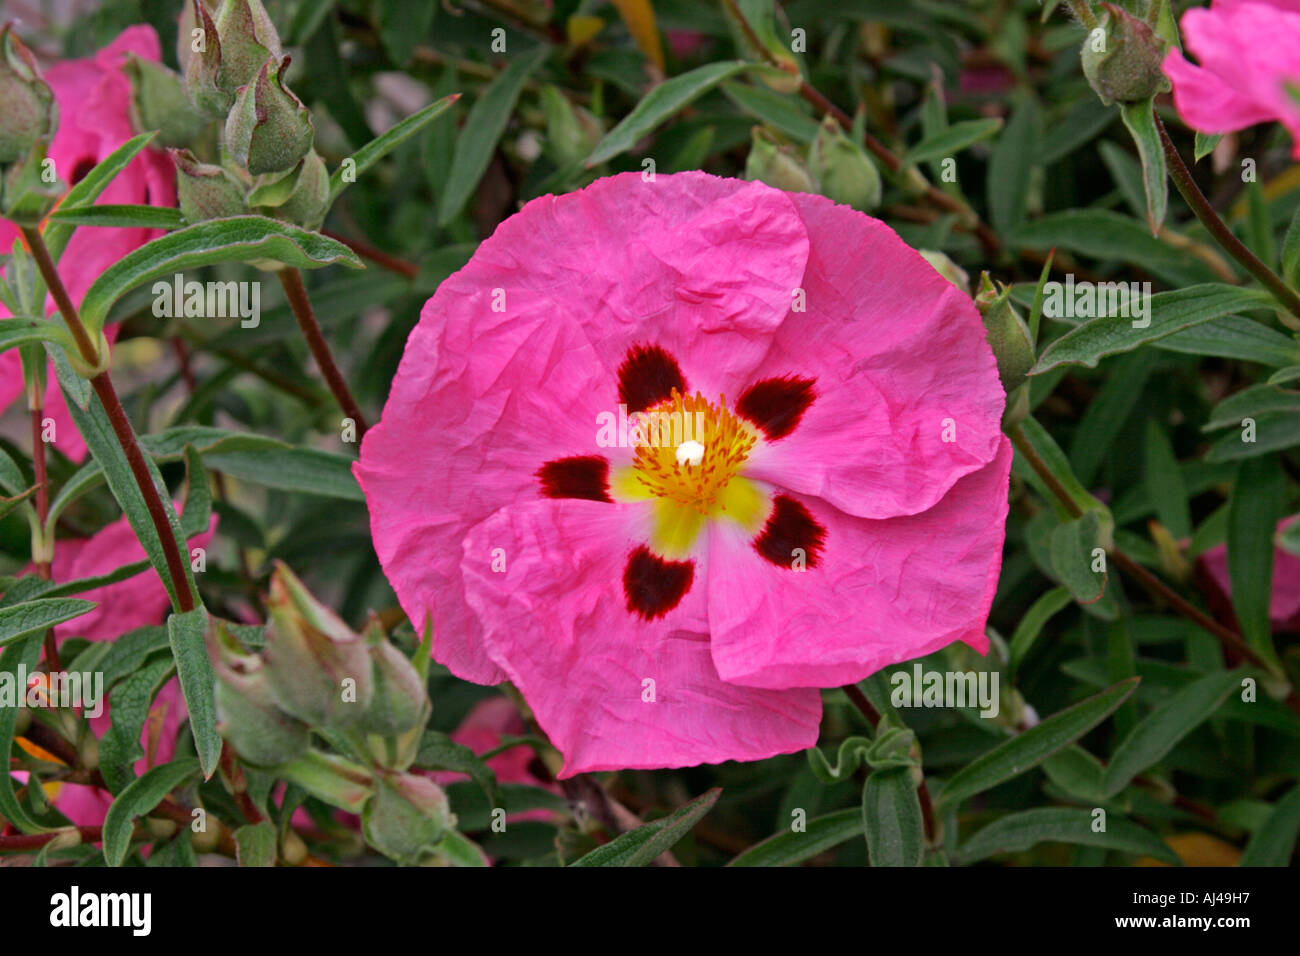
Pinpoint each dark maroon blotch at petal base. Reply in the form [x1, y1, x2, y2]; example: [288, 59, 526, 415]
[755, 495, 826, 569]
[736, 376, 816, 440]
[536, 456, 613, 502]
[623, 546, 694, 620]
[617, 344, 687, 414]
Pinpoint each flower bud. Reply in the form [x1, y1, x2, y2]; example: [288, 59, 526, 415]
[1080, 3, 1169, 105]
[171, 148, 249, 222]
[224, 56, 313, 175]
[918, 250, 971, 295]
[0, 24, 56, 164]
[356, 617, 429, 738]
[362, 772, 453, 864]
[210, 623, 310, 767]
[743, 126, 815, 193]
[269, 149, 329, 230]
[262, 562, 373, 729]
[974, 272, 1035, 396]
[182, 0, 230, 117]
[214, 0, 282, 97]
[808, 114, 881, 212]
[125, 54, 205, 148]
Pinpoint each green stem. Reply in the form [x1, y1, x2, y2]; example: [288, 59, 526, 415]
[1156, 113, 1300, 320]
[1065, 0, 1099, 30]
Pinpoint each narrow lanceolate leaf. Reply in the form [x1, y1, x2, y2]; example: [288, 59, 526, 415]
[986, 92, 1041, 235]
[1009, 586, 1072, 674]
[1144, 419, 1190, 539]
[1118, 99, 1167, 235]
[1205, 411, 1300, 461]
[1227, 456, 1285, 662]
[1031, 285, 1276, 373]
[1194, 131, 1223, 162]
[585, 61, 751, 167]
[0, 597, 97, 646]
[180, 445, 213, 539]
[1102, 670, 1242, 797]
[103, 758, 202, 866]
[1239, 785, 1300, 867]
[1205, 384, 1300, 431]
[1160, 317, 1300, 369]
[937, 677, 1140, 809]
[438, 45, 551, 225]
[728, 808, 864, 867]
[958, 808, 1180, 865]
[1282, 205, 1300, 288]
[569, 788, 720, 866]
[0, 317, 77, 354]
[414, 731, 503, 810]
[79, 217, 363, 335]
[46, 204, 186, 230]
[331, 93, 461, 202]
[58, 383, 197, 612]
[862, 766, 924, 867]
[904, 118, 1003, 166]
[168, 608, 222, 780]
[46, 132, 156, 261]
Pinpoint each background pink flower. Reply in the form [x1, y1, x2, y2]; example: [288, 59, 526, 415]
[1162, 0, 1300, 156]
[357, 172, 1010, 777]
[0, 25, 176, 462]
[1198, 517, 1300, 632]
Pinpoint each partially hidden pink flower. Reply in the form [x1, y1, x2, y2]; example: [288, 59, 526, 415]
[1197, 517, 1300, 632]
[1162, 0, 1300, 157]
[356, 172, 1011, 777]
[0, 25, 177, 462]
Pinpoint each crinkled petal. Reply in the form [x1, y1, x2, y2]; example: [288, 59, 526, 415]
[708, 437, 1012, 689]
[740, 193, 1005, 518]
[460, 497, 822, 776]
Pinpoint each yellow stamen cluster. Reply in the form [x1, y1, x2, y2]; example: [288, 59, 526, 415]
[631, 389, 758, 514]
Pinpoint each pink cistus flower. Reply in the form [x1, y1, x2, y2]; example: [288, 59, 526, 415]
[356, 172, 1011, 776]
[1197, 517, 1300, 632]
[1162, 0, 1300, 157]
[0, 26, 176, 462]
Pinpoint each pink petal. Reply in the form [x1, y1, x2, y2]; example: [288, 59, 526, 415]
[740, 193, 1005, 518]
[1200, 516, 1300, 628]
[708, 438, 1011, 689]
[459, 497, 822, 777]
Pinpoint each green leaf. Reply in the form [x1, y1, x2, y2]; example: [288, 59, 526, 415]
[1205, 384, 1300, 431]
[79, 217, 363, 336]
[1194, 131, 1223, 162]
[1041, 745, 1107, 802]
[1205, 411, 1300, 461]
[0, 317, 76, 354]
[986, 92, 1041, 234]
[1015, 416, 1112, 522]
[168, 607, 222, 780]
[1158, 316, 1300, 368]
[937, 677, 1140, 809]
[98, 656, 175, 794]
[414, 730, 503, 810]
[721, 80, 820, 142]
[1010, 209, 1216, 284]
[102, 758, 201, 866]
[585, 61, 751, 167]
[862, 766, 924, 867]
[1281, 518, 1300, 557]
[1031, 285, 1276, 373]
[1268, 365, 1300, 385]
[1118, 99, 1167, 234]
[904, 118, 1003, 166]
[958, 808, 1179, 865]
[58, 382, 197, 611]
[1143, 419, 1190, 539]
[1282, 205, 1300, 288]
[46, 132, 156, 261]
[46, 204, 186, 230]
[1067, 351, 1152, 487]
[438, 45, 551, 225]
[332, 93, 461, 202]
[234, 821, 278, 867]
[0, 636, 47, 833]
[1049, 511, 1108, 605]
[180, 445, 212, 539]
[568, 788, 720, 866]
[1102, 670, 1241, 797]
[1226, 456, 1285, 661]
[1239, 785, 1300, 867]
[0, 597, 97, 646]
[1009, 585, 1072, 675]
[727, 808, 864, 867]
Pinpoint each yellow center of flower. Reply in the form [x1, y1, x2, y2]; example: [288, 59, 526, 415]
[611, 389, 768, 558]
